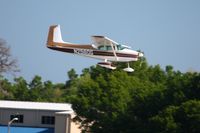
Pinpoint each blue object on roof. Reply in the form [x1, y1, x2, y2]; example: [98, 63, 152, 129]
[0, 125, 54, 133]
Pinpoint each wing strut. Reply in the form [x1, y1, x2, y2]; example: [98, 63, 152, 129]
[110, 42, 118, 61]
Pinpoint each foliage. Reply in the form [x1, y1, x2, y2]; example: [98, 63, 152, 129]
[70, 60, 200, 133]
[0, 57, 200, 132]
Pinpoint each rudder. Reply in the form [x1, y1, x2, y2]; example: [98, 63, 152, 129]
[47, 25, 64, 47]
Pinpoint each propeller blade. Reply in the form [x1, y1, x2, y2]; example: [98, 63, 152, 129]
[137, 49, 144, 57]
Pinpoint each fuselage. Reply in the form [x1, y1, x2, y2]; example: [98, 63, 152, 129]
[47, 43, 139, 62]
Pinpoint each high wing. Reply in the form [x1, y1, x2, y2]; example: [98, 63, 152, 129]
[91, 36, 119, 48]
[91, 36, 131, 50]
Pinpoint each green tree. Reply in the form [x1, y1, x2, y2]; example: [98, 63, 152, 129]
[29, 75, 44, 101]
[150, 106, 180, 133]
[148, 64, 167, 84]
[72, 71, 134, 133]
[150, 100, 200, 133]
[68, 68, 78, 80]
[66, 68, 78, 87]
[13, 77, 30, 101]
[176, 100, 200, 133]
[0, 76, 13, 99]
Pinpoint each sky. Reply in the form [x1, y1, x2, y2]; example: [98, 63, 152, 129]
[0, 0, 200, 83]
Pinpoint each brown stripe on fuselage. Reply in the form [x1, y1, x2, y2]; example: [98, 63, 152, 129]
[93, 51, 113, 56]
[93, 51, 138, 58]
[47, 46, 138, 58]
[116, 53, 138, 58]
[52, 42, 94, 49]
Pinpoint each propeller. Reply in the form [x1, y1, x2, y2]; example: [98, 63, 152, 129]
[137, 49, 144, 58]
[137, 49, 145, 67]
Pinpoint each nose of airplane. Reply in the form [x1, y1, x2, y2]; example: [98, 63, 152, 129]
[138, 52, 144, 57]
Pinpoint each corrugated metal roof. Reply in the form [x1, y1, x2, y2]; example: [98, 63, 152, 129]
[0, 100, 72, 111]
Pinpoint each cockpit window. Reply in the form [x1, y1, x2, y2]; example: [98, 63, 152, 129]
[98, 46, 112, 51]
[98, 46, 106, 50]
[106, 46, 112, 50]
[98, 44, 128, 51]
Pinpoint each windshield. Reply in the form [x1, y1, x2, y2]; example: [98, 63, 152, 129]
[117, 45, 124, 50]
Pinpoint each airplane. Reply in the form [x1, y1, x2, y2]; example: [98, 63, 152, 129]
[46, 25, 144, 72]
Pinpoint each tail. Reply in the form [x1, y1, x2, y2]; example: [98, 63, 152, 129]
[47, 25, 64, 47]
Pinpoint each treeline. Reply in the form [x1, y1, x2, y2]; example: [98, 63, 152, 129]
[0, 75, 66, 102]
[0, 58, 200, 133]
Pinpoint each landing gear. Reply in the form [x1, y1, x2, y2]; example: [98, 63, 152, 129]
[123, 62, 134, 72]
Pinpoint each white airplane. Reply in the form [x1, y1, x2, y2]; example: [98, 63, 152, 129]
[46, 25, 144, 72]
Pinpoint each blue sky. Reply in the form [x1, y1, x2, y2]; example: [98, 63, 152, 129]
[0, 0, 200, 83]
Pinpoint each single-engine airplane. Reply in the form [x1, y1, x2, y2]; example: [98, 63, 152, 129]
[46, 25, 144, 72]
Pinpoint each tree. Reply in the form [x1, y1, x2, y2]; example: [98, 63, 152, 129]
[176, 100, 200, 133]
[13, 77, 30, 101]
[150, 105, 180, 133]
[29, 75, 44, 101]
[0, 76, 13, 99]
[29, 75, 65, 102]
[0, 39, 19, 75]
[72, 71, 134, 133]
[68, 68, 78, 80]
[150, 100, 200, 133]
[0, 39, 19, 100]
[69, 62, 200, 133]
[66, 68, 78, 87]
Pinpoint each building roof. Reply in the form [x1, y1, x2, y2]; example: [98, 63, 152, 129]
[0, 100, 72, 111]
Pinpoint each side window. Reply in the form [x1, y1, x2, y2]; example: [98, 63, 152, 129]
[98, 46, 107, 50]
[98, 46, 106, 50]
[98, 45, 113, 51]
[41, 116, 55, 125]
[106, 46, 112, 51]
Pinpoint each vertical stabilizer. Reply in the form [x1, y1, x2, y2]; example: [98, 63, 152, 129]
[47, 25, 64, 47]
[53, 25, 64, 43]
